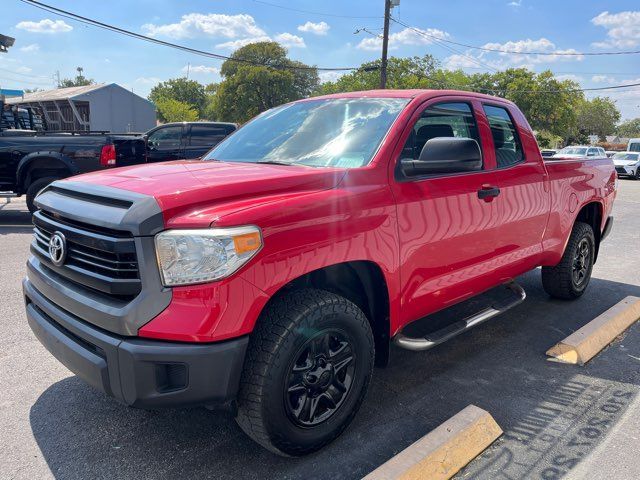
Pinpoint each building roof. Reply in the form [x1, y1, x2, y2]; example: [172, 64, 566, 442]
[5, 84, 107, 103]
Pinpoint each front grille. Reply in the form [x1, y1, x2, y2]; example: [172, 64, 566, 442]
[615, 166, 627, 174]
[31, 209, 141, 299]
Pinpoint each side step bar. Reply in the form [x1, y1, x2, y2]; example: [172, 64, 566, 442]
[393, 282, 526, 352]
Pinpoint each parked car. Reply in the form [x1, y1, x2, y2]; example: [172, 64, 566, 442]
[25, 90, 616, 456]
[552, 145, 606, 159]
[612, 151, 640, 179]
[540, 149, 557, 158]
[146, 121, 237, 163]
[628, 138, 640, 153]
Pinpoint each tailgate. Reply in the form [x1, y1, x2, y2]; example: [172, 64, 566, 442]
[112, 136, 146, 167]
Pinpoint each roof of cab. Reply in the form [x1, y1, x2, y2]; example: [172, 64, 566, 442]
[306, 89, 516, 104]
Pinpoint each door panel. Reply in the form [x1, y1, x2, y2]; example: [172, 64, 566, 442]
[390, 97, 505, 325]
[479, 103, 549, 280]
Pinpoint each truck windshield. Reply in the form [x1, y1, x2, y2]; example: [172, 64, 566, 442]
[204, 98, 409, 168]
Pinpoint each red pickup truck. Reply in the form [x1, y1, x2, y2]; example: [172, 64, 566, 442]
[24, 90, 616, 456]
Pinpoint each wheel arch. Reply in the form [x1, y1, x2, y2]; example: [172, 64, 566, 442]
[16, 152, 77, 192]
[575, 201, 603, 263]
[259, 261, 392, 367]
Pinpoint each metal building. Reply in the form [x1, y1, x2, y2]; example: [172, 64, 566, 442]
[6, 83, 156, 133]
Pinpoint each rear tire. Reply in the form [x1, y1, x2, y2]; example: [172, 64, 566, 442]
[235, 288, 374, 456]
[541, 221, 595, 299]
[26, 177, 58, 213]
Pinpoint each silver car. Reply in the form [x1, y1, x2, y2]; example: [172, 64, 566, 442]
[613, 152, 640, 179]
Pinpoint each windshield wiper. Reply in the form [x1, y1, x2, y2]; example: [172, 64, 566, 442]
[255, 160, 296, 166]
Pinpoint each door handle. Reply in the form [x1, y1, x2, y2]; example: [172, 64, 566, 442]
[478, 185, 500, 201]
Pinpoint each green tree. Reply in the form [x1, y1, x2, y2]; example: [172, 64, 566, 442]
[468, 69, 583, 140]
[59, 67, 94, 87]
[616, 118, 640, 138]
[576, 97, 621, 141]
[317, 55, 440, 94]
[155, 98, 199, 122]
[214, 41, 319, 123]
[149, 78, 207, 121]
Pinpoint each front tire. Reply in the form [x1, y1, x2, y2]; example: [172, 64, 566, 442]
[235, 289, 374, 456]
[25, 177, 58, 213]
[541, 221, 595, 299]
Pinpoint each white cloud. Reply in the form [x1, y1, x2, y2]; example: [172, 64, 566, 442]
[19, 43, 40, 53]
[182, 64, 220, 76]
[555, 74, 583, 82]
[16, 19, 72, 34]
[357, 27, 450, 51]
[15, 66, 33, 74]
[443, 54, 492, 70]
[592, 75, 615, 84]
[216, 36, 271, 50]
[135, 77, 161, 86]
[508, 0, 523, 6]
[319, 71, 343, 83]
[274, 32, 306, 48]
[445, 38, 584, 70]
[142, 13, 266, 40]
[298, 21, 330, 36]
[591, 11, 640, 49]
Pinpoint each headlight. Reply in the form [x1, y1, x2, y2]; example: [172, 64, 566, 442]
[155, 226, 262, 286]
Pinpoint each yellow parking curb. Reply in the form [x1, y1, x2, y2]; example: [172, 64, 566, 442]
[547, 296, 640, 365]
[362, 405, 502, 480]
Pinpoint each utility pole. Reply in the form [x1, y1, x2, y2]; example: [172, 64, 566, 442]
[379, 0, 391, 89]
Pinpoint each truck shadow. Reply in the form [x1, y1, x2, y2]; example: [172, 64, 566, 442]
[0, 197, 32, 234]
[29, 271, 640, 480]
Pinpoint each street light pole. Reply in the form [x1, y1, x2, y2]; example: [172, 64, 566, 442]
[379, 0, 391, 89]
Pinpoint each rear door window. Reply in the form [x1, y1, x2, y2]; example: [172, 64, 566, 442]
[190, 125, 229, 147]
[482, 105, 524, 168]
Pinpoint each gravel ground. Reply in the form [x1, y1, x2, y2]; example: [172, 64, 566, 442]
[1, 180, 639, 480]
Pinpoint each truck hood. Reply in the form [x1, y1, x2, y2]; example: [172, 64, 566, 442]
[69, 160, 346, 226]
[613, 158, 639, 166]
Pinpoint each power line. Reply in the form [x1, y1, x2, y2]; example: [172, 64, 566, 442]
[251, 0, 382, 19]
[391, 17, 640, 56]
[18, 0, 363, 72]
[0, 74, 53, 86]
[0, 66, 51, 80]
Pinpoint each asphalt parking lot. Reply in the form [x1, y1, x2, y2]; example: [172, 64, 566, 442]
[1, 181, 640, 480]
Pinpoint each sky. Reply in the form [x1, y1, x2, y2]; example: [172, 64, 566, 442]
[1, 0, 639, 119]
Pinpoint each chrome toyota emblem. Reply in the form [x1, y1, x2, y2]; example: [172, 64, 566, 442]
[48, 231, 67, 267]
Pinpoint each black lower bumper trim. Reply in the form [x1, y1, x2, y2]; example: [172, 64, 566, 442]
[24, 278, 248, 409]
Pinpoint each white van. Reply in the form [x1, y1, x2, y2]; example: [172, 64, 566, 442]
[628, 138, 640, 153]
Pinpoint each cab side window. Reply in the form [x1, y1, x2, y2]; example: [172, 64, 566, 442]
[401, 102, 482, 165]
[148, 126, 182, 149]
[483, 105, 524, 168]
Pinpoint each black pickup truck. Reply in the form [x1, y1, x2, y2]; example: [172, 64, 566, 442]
[0, 130, 145, 212]
[1, 100, 237, 211]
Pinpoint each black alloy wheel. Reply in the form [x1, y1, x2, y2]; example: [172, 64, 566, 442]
[284, 329, 356, 427]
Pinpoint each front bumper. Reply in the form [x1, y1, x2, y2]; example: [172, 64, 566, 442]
[24, 278, 248, 409]
[615, 165, 638, 176]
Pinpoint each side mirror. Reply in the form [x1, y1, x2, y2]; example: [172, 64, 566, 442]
[400, 137, 482, 177]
